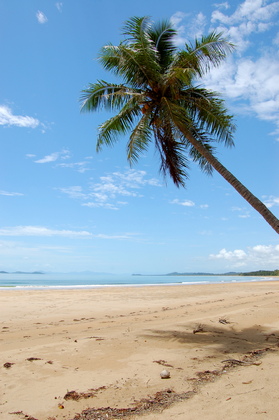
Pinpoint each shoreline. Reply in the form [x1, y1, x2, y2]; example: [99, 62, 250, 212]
[1, 281, 279, 419]
[0, 276, 278, 291]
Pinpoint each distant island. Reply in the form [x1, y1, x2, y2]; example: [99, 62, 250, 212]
[133, 269, 279, 277]
[0, 271, 44, 274]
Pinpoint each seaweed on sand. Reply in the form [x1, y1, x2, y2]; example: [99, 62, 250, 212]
[69, 389, 194, 420]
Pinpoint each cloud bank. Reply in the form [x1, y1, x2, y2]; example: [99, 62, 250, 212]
[171, 0, 279, 140]
[59, 169, 161, 210]
[210, 244, 279, 268]
[0, 226, 91, 237]
[0, 105, 40, 128]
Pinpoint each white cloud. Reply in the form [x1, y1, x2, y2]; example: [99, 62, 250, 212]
[35, 152, 60, 164]
[56, 2, 63, 12]
[213, 2, 230, 10]
[0, 105, 40, 128]
[58, 186, 86, 200]
[210, 248, 247, 260]
[93, 181, 137, 198]
[203, 53, 279, 134]
[172, 1, 279, 50]
[189, 12, 207, 39]
[36, 10, 48, 24]
[58, 169, 161, 210]
[211, 0, 279, 31]
[231, 206, 250, 218]
[0, 190, 23, 197]
[202, 0, 279, 138]
[171, 11, 207, 44]
[0, 227, 138, 242]
[92, 233, 135, 240]
[170, 12, 188, 46]
[35, 149, 70, 163]
[82, 202, 120, 210]
[170, 11, 187, 27]
[57, 161, 90, 173]
[0, 226, 91, 237]
[263, 196, 279, 208]
[210, 244, 279, 268]
[170, 199, 195, 207]
[108, 170, 161, 188]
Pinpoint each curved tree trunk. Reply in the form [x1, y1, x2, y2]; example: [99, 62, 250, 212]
[182, 130, 279, 234]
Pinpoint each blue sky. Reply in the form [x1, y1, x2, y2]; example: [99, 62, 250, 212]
[0, 0, 278, 274]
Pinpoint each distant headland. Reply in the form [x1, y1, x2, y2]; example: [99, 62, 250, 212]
[133, 269, 279, 277]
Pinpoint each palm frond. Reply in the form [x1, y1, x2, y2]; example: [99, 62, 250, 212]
[148, 20, 177, 70]
[80, 81, 141, 112]
[151, 107, 190, 186]
[163, 66, 196, 95]
[160, 97, 193, 131]
[154, 123, 189, 187]
[185, 32, 235, 75]
[186, 130, 216, 175]
[158, 98, 216, 176]
[119, 17, 161, 87]
[122, 16, 152, 45]
[100, 43, 160, 88]
[127, 111, 153, 164]
[96, 101, 141, 151]
[181, 87, 235, 146]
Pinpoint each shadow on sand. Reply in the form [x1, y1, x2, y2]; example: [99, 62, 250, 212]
[142, 323, 279, 354]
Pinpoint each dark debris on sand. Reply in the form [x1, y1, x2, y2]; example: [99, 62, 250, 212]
[9, 411, 38, 420]
[3, 362, 15, 368]
[69, 347, 273, 419]
[10, 347, 275, 420]
[64, 387, 107, 401]
[69, 389, 194, 420]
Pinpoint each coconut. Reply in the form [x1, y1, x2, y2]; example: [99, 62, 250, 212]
[160, 369, 170, 379]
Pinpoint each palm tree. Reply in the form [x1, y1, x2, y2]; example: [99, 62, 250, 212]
[81, 16, 279, 234]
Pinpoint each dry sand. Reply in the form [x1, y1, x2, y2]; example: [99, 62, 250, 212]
[1, 280, 279, 420]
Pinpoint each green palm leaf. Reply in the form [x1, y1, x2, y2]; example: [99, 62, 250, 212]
[154, 122, 190, 187]
[181, 87, 235, 146]
[173, 32, 235, 77]
[127, 111, 153, 164]
[80, 81, 140, 112]
[148, 20, 177, 70]
[96, 100, 141, 150]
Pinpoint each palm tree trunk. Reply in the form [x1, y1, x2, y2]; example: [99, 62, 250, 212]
[183, 131, 279, 234]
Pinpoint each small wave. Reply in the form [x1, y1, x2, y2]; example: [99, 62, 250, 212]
[2, 282, 183, 290]
[181, 281, 210, 285]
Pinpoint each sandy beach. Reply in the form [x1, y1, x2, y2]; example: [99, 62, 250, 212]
[1, 280, 279, 420]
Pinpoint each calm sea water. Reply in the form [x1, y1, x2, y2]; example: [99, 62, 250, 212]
[0, 273, 274, 289]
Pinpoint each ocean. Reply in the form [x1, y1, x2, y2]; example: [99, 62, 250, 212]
[0, 272, 275, 289]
